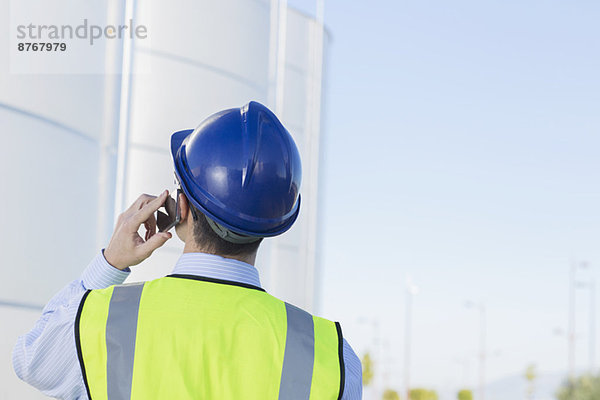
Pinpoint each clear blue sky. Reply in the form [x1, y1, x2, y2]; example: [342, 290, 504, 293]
[292, 0, 600, 397]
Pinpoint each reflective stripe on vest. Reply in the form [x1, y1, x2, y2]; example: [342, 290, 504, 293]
[75, 276, 344, 400]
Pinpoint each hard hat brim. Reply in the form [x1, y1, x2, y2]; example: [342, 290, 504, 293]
[170, 129, 194, 160]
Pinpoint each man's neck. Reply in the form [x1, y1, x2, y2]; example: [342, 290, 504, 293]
[183, 241, 257, 265]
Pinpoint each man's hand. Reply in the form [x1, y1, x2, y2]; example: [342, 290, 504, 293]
[104, 190, 173, 270]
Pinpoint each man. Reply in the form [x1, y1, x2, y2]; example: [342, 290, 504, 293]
[13, 101, 362, 399]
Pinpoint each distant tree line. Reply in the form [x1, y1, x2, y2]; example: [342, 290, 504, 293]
[380, 388, 472, 400]
[556, 374, 600, 400]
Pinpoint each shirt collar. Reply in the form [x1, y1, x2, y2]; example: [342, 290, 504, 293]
[172, 252, 261, 288]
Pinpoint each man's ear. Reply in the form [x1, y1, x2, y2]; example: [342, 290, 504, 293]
[179, 192, 190, 222]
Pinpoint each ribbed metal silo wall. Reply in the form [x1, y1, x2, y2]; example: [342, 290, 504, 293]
[119, 0, 272, 285]
[120, 1, 329, 313]
[259, 8, 330, 313]
[0, 0, 125, 396]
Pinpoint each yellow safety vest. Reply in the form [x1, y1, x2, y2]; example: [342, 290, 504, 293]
[75, 275, 345, 399]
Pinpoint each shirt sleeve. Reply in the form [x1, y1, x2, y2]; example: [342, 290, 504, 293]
[342, 338, 363, 399]
[12, 251, 130, 400]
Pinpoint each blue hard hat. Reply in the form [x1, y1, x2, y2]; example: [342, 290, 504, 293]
[170, 101, 302, 238]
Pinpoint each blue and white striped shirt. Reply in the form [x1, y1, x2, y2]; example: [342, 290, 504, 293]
[12, 251, 362, 399]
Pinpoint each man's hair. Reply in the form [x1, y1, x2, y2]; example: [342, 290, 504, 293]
[190, 205, 262, 256]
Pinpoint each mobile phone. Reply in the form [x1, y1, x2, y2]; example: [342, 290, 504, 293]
[157, 189, 181, 232]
